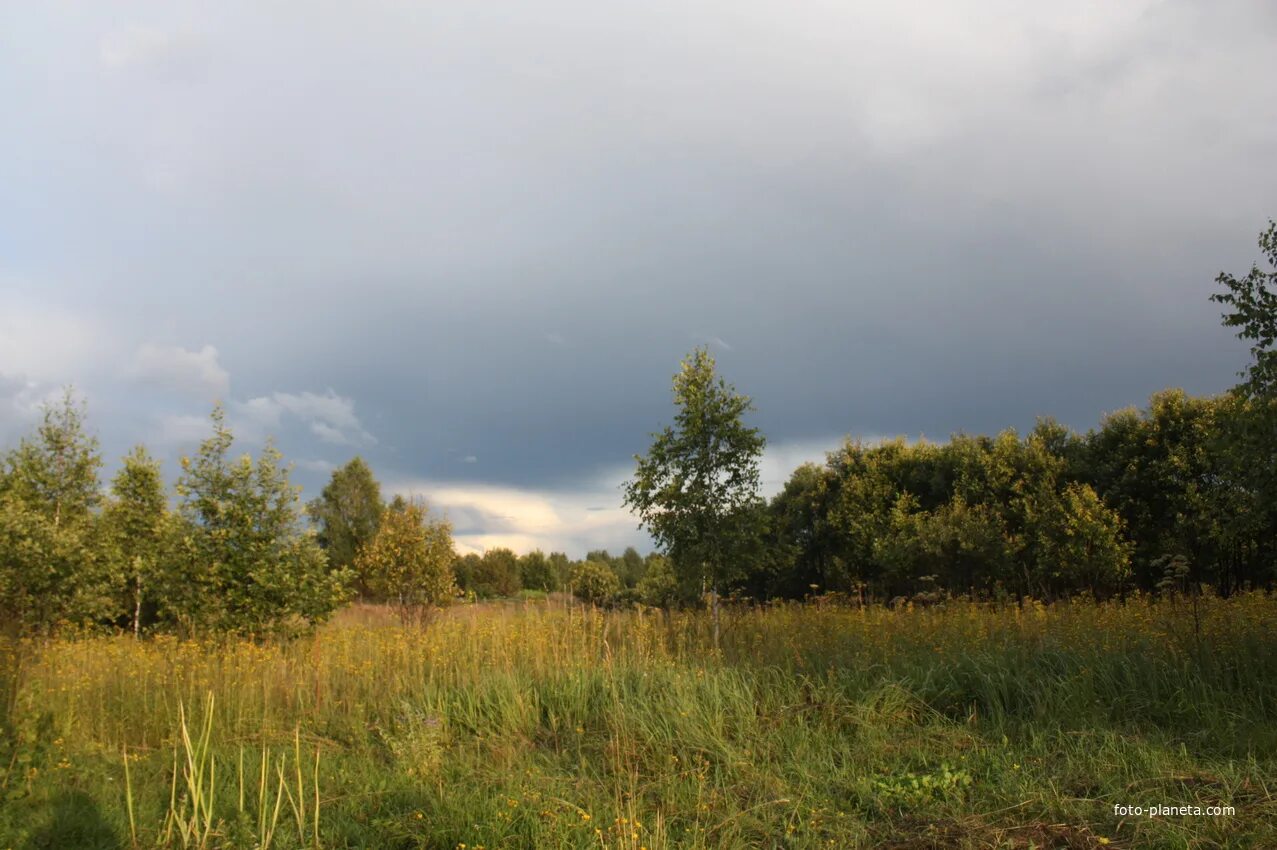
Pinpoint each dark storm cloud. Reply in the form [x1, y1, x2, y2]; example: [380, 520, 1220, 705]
[2, 0, 1273, 553]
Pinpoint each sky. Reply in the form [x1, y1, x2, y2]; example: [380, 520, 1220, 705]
[2, 0, 1274, 557]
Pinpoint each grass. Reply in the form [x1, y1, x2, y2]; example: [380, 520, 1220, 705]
[1, 593, 1275, 848]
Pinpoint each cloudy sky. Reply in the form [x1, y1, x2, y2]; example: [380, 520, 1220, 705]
[2, 0, 1274, 556]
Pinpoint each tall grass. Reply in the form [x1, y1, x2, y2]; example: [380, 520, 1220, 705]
[2, 593, 1275, 848]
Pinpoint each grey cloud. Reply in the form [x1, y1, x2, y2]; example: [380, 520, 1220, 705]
[1, 0, 1272, 550]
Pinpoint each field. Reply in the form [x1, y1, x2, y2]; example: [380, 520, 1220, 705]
[1, 594, 1275, 849]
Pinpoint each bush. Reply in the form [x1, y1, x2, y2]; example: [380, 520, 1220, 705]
[569, 560, 621, 606]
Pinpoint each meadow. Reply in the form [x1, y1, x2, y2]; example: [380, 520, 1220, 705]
[1, 594, 1275, 849]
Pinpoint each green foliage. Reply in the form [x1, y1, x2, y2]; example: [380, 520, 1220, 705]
[763, 462, 842, 597]
[584, 549, 611, 566]
[167, 406, 351, 636]
[636, 553, 679, 607]
[452, 553, 482, 597]
[1083, 390, 1275, 593]
[569, 560, 621, 605]
[100, 446, 168, 636]
[866, 763, 973, 814]
[624, 348, 767, 598]
[876, 494, 1013, 597]
[1208, 223, 1277, 593]
[355, 498, 457, 624]
[1213, 220, 1277, 401]
[547, 551, 571, 589]
[307, 457, 385, 595]
[615, 546, 646, 588]
[518, 550, 558, 592]
[1029, 482, 1131, 598]
[1, 389, 102, 526]
[0, 495, 101, 634]
[0, 390, 108, 633]
[773, 423, 1136, 601]
[470, 547, 521, 598]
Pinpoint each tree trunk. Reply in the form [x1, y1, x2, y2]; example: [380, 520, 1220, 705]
[711, 583, 720, 651]
[133, 575, 142, 639]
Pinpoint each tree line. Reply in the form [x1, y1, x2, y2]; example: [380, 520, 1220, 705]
[757, 389, 1272, 603]
[1, 220, 1273, 635]
[0, 397, 675, 636]
[625, 220, 1277, 608]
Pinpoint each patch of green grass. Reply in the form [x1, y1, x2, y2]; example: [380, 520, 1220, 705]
[2, 595, 1275, 848]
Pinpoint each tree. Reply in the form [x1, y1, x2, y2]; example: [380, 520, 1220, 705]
[548, 552, 572, 589]
[1, 389, 102, 529]
[168, 406, 350, 635]
[624, 347, 766, 647]
[1029, 483, 1131, 599]
[1210, 221, 1277, 590]
[767, 462, 842, 598]
[453, 552, 482, 597]
[307, 457, 384, 596]
[355, 498, 457, 624]
[569, 560, 621, 606]
[637, 554, 679, 607]
[616, 546, 646, 588]
[101, 446, 167, 637]
[472, 547, 521, 598]
[0, 390, 109, 633]
[1213, 220, 1277, 401]
[519, 550, 558, 592]
[1080, 391, 1228, 590]
[0, 496, 94, 634]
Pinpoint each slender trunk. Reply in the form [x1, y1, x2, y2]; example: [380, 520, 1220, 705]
[711, 584, 720, 651]
[133, 575, 142, 639]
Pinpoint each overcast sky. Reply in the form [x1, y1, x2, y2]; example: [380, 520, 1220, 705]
[2, 0, 1274, 556]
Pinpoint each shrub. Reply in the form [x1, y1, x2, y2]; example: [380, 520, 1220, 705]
[569, 560, 620, 606]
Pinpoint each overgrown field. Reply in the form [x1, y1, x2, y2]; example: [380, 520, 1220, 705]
[2, 594, 1275, 849]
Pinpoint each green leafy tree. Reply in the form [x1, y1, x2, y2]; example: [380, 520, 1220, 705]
[168, 406, 350, 635]
[1213, 220, 1277, 400]
[354, 498, 457, 624]
[1080, 391, 1228, 589]
[306, 457, 385, 596]
[1029, 482, 1131, 599]
[548, 552, 572, 590]
[766, 462, 845, 597]
[453, 552, 482, 597]
[894, 496, 1012, 597]
[0, 390, 109, 633]
[636, 554, 679, 607]
[624, 348, 766, 646]
[0, 497, 93, 634]
[1210, 221, 1277, 589]
[1, 389, 102, 528]
[472, 547, 521, 598]
[519, 550, 558, 592]
[825, 439, 919, 597]
[101, 446, 167, 637]
[569, 560, 621, 606]
[616, 546, 646, 588]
